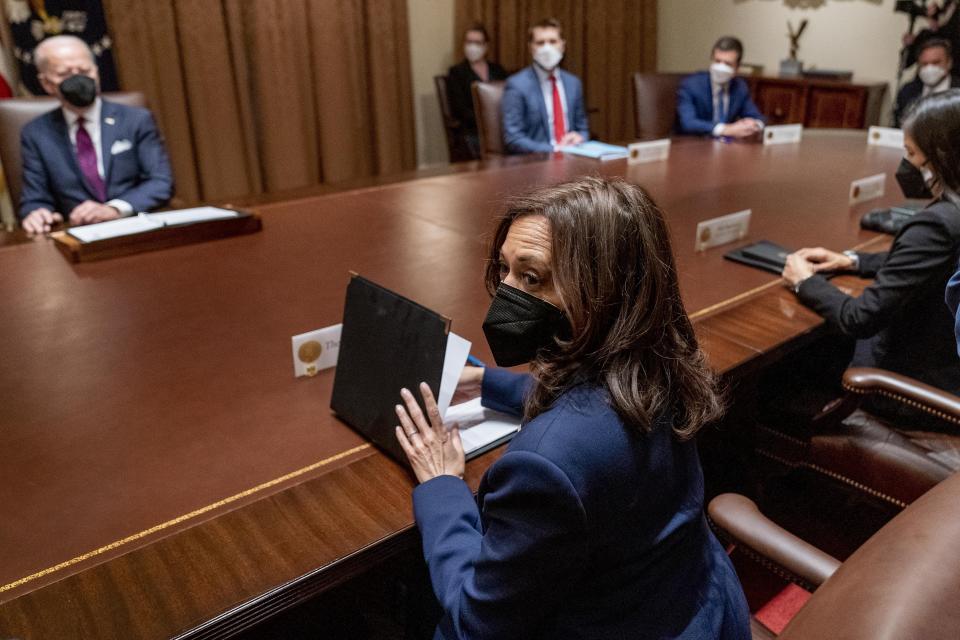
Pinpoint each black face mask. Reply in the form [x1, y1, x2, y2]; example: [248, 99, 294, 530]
[59, 74, 97, 108]
[895, 157, 934, 200]
[481, 283, 571, 367]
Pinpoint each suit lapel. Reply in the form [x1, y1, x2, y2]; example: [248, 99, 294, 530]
[100, 100, 118, 187]
[529, 66, 550, 137]
[559, 69, 576, 130]
[50, 109, 95, 200]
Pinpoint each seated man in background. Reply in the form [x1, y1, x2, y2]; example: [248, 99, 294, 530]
[893, 38, 960, 128]
[676, 36, 765, 139]
[501, 18, 589, 154]
[19, 35, 173, 234]
[446, 23, 509, 159]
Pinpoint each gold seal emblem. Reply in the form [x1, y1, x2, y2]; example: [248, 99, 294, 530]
[630, 148, 639, 160]
[852, 185, 861, 199]
[871, 131, 881, 141]
[766, 130, 774, 140]
[298, 340, 323, 376]
[699, 227, 712, 244]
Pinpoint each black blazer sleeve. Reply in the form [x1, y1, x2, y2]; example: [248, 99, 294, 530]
[446, 62, 475, 131]
[855, 251, 888, 278]
[797, 203, 960, 338]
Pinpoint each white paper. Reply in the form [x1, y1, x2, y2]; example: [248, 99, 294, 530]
[627, 139, 671, 165]
[763, 124, 803, 146]
[443, 397, 521, 455]
[67, 214, 163, 243]
[867, 126, 904, 149]
[147, 207, 238, 226]
[849, 173, 886, 204]
[437, 332, 471, 416]
[291, 324, 342, 377]
[695, 209, 751, 252]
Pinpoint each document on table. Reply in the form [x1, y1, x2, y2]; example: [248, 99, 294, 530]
[67, 214, 164, 242]
[66, 207, 239, 243]
[443, 397, 521, 456]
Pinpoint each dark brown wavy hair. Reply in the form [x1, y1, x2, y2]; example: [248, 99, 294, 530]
[484, 176, 723, 440]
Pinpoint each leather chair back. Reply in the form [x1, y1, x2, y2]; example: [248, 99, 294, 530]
[0, 91, 146, 211]
[434, 75, 473, 163]
[779, 471, 960, 639]
[632, 72, 685, 140]
[471, 80, 505, 157]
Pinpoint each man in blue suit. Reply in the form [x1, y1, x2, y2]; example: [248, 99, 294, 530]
[676, 36, 765, 138]
[501, 18, 589, 154]
[19, 35, 173, 234]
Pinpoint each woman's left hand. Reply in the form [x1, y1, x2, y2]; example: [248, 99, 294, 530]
[395, 382, 466, 484]
[782, 252, 815, 287]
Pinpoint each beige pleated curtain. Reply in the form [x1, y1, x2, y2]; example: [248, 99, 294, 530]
[103, 0, 416, 204]
[454, 0, 658, 143]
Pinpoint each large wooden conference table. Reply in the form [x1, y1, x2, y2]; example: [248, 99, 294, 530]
[0, 130, 901, 638]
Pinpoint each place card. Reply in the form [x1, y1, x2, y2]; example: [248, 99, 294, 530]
[867, 126, 904, 149]
[695, 209, 751, 252]
[627, 139, 671, 164]
[849, 173, 885, 205]
[292, 324, 342, 377]
[763, 124, 803, 146]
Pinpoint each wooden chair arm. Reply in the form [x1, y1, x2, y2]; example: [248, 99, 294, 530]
[708, 493, 840, 590]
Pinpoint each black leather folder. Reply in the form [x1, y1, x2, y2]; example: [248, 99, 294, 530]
[331, 275, 449, 465]
[724, 240, 792, 275]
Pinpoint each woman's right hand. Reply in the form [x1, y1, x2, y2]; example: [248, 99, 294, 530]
[794, 247, 854, 273]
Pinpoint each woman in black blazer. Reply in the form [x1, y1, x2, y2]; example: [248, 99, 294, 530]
[446, 23, 508, 158]
[783, 89, 960, 397]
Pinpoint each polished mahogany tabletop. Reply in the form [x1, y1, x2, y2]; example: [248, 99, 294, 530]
[0, 130, 902, 638]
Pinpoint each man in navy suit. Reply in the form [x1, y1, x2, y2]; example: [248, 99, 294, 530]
[676, 36, 765, 138]
[893, 38, 960, 127]
[19, 35, 173, 234]
[501, 18, 589, 154]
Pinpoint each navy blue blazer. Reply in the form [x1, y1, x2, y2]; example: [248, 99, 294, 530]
[946, 265, 960, 358]
[501, 65, 589, 154]
[676, 71, 764, 136]
[19, 99, 174, 219]
[413, 368, 750, 640]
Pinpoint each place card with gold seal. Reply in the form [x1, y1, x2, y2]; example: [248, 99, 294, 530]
[763, 124, 803, 146]
[627, 139, 671, 165]
[849, 173, 886, 205]
[291, 324, 342, 377]
[867, 126, 904, 149]
[695, 209, 752, 252]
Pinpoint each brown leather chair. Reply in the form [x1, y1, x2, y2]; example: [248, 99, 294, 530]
[709, 471, 960, 639]
[632, 72, 685, 140]
[471, 80, 505, 158]
[0, 91, 146, 213]
[434, 75, 476, 163]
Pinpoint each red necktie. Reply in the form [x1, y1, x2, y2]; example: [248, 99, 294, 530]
[549, 74, 566, 144]
[76, 117, 106, 202]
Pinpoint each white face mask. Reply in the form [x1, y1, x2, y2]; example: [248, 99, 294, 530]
[919, 64, 948, 87]
[464, 42, 487, 63]
[533, 44, 563, 71]
[709, 62, 735, 86]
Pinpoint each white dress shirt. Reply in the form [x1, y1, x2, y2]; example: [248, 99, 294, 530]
[62, 97, 132, 216]
[533, 64, 569, 147]
[710, 79, 731, 138]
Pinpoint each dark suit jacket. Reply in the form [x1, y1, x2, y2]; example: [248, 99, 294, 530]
[19, 99, 174, 218]
[798, 199, 960, 393]
[676, 71, 765, 136]
[893, 75, 960, 128]
[446, 59, 508, 134]
[413, 368, 750, 640]
[502, 66, 590, 154]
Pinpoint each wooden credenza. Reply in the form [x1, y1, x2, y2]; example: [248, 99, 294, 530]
[746, 76, 887, 129]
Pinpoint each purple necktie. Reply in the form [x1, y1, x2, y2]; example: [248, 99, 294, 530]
[76, 117, 106, 202]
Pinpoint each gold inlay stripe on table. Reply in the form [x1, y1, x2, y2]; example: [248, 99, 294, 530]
[0, 443, 371, 596]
